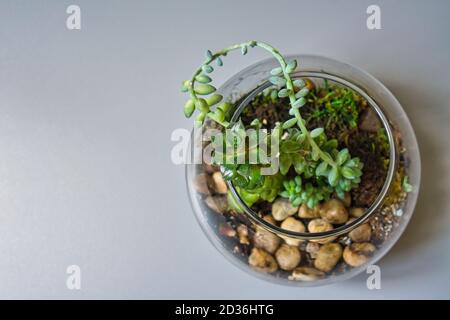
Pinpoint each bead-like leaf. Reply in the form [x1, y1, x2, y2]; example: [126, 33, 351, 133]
[269, 76, 286, 87]
[292, 97, 306, 108]
[180, 80, 190, 92]
[206, 94, 223, 106]
[202, 65, 214, 73]
[282, 118, 297, 129]
[295, 87, 309, 98]
[205, 50, 213, 59]
[241, 45, 248, 55]
[285, 60, 297, 73]
[195, 74, 212, 84]
[195, 98, 209, 112]
[218, 102, 231, 113]
[183, 99, 195, 118]
[278, 88, 289, 98]
[216, 57, 223, 66]
[310, 128, 324, 138]
[194, 84, 216, 95]
[270, 67, 283, 76]
[293, 79, 305, 88]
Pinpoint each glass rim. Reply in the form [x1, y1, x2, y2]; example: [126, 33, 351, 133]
[225, 71, 398, 240]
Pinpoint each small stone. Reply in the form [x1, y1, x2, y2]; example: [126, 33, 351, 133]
[343, 243, 376, 267]
[204, 195, 227, 214]
[280, 217, 305, 246]
[289, 267, 325, 281]
[394, 208, 404, 217]
[237, 224, 250, 245]
[320, 199, 349, 224]
[203, 162, 218, 174]
[211, 171, 228, 194]
[307, 219, 336, 244]
[342, 192, 352, 207]
[253, 227, 281, 254]
[359, 107, 381, 133]
[263, 214, 277, 226]
[305, 242, 320, 259]
[314, 243, 343, 273]
[219, 223, 236, 237]
[275, 244, 301, 271]
[272, 198, 298, 221]
[348, 223, 372, 242]
[350, 207, 366, 218]
[298, 204, 321, 219]
[248, 248, 278, 273]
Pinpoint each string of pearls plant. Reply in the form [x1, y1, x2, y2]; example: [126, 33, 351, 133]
[181, 41, 363, 208]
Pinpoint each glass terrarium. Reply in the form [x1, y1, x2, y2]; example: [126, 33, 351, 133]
[186, 54, 420, 286]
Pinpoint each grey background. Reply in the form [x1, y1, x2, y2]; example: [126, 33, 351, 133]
[0, 0, 449, 299]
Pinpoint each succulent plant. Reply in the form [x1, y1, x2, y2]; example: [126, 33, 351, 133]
[181, 41, 363, 208]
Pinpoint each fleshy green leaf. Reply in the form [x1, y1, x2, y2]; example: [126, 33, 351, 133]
[337, 149, 349, 165]
[282, 118, 298, 129]
[202, 65, 214, 73]
[310, 128, 324, 138]
[278, 88, 289, 98]
[206, 94, 223, 106]
[270, 67, 283, 76]
[279, 154, 292, 175]
[292, 97, 306, 108]
[293, 79, 305, 88]
[183, 99, 195, 118]
[341, 167, 356, 179]
[269, 76, 286, 87]
[194, 84, 216, 95]
[285, 60, 297, 73]
[195, 98, 209, 112]
[295, 87, 309, 98]
[195, 74, 212, 83]
[328, 166, 339, 186]
[316, 161, 328, 176]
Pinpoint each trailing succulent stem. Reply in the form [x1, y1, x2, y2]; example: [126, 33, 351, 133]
[181, 41, 363, 208]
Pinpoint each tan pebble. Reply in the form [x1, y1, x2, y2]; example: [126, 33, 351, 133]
[320, 199, 349, 224]
[298, 204, 321, 219]
[211, 171, 228, 194]
[343, 243, 376, 267]
[350, 207, 366, 218]
[204, 195, 227, 214]
[348, 223, 372, 242]
[280, 217, 305, 246]
[272, 198, 298, 221]
[314, 243, 343, 272]
[249, 248, 278, 273]
[307, 219, 337, 244]
[275, 244, 301, 271]
[289, 267, 325, 281]
[253, 227, 281, 254]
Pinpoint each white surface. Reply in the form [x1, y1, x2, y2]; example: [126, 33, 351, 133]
[0, 0, 449, 299]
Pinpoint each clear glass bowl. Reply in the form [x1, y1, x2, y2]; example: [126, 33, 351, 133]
[186, 55, 421, 286]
